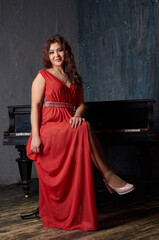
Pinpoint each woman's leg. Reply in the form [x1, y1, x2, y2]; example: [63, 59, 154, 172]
[87, 122, 130, 188]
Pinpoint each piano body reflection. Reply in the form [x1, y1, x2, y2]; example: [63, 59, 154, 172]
[3, 99, 156, 196]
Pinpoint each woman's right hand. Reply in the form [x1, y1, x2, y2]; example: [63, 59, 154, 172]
[30, 136, 41, 154]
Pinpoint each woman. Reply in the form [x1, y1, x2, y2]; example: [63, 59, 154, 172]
[26, 34, 135, 231]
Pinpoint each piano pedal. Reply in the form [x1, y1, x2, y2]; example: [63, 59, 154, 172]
[21, 207, 39, 219]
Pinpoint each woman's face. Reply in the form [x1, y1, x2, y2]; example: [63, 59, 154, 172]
[48, 42, 65, 68]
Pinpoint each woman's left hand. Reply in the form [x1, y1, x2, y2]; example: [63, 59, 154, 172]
[69, 116, 85, 128]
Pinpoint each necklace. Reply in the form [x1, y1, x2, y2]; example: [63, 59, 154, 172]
[52, 69, 67, 83]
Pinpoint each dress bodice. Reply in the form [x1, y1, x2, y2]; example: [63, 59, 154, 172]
[39, 69, 80, 124]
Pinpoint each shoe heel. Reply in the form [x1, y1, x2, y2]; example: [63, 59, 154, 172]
[103, 179, 115, 194]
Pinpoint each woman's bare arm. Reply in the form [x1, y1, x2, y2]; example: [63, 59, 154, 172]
[30, 73, 45, 153]
[69, 87, 85, 128]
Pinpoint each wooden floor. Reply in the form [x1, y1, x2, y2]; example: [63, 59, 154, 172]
[0, 178, 159, 240]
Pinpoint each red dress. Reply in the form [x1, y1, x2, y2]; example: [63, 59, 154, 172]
[26, 69, 98, 231]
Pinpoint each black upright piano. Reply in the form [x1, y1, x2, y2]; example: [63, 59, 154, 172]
[3, 99, 156, 197]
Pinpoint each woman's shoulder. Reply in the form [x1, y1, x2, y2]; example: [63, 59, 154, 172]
[34, 69, 48, 80]
[37, 69, 46, 75]
[32, 69, 46, 83]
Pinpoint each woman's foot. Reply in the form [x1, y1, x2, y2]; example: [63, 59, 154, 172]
[103, 171, 135, 195]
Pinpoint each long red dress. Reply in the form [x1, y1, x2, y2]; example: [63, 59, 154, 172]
[26, 69, 98, 231]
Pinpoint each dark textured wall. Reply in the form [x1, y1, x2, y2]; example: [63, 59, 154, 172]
[78, 0, 158, 101]
[0, 0, 78, 184]
[78, 0, 159, 177]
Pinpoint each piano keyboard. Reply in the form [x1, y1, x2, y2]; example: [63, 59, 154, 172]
[95, 128, 148, 133]
[113, 128, 148, 132]
[15, 129, 148, 136]
[15, 133, 31, 136]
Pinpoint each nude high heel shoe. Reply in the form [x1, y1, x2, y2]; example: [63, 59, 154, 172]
[103, 179, 135, 195]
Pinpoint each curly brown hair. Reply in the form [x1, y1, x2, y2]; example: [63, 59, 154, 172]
[42, 34, 83, 86]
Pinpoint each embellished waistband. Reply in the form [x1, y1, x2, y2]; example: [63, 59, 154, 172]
[44, 101, 73, 109]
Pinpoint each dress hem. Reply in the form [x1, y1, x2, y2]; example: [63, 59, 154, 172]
[42, 222, 98, 231]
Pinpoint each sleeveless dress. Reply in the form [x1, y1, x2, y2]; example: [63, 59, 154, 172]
[26, 69, 98, 231]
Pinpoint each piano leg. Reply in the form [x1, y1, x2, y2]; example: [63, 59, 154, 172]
[15, 145, 33, 198]
[21, 207, 39, 219]
[139, 143, 153, 181]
